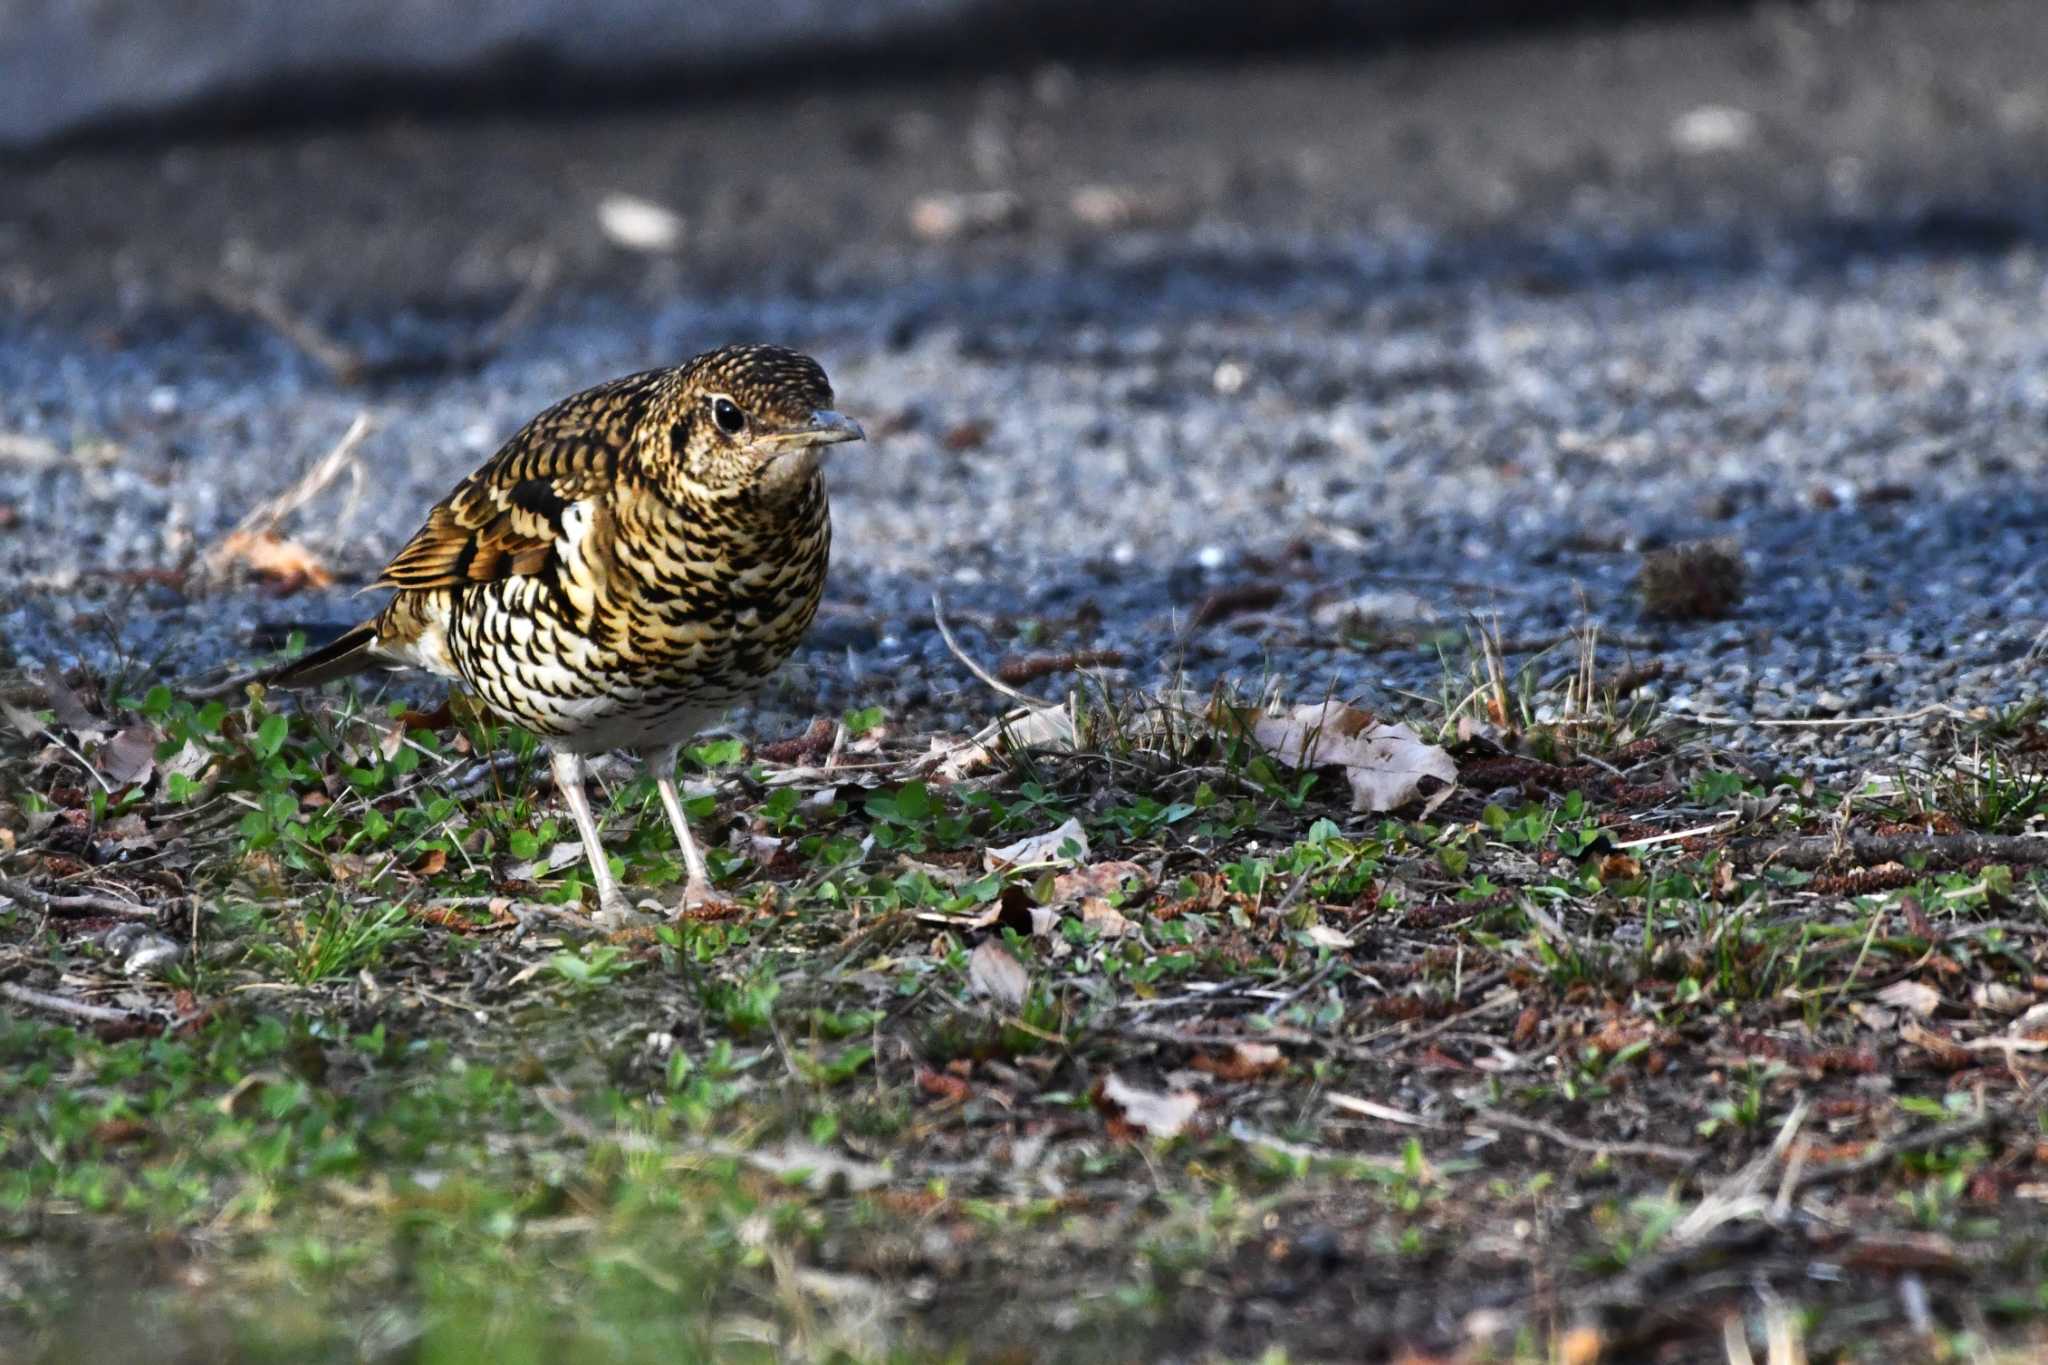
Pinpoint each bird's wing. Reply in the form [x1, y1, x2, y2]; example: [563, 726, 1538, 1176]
[372, 370, 667, 591]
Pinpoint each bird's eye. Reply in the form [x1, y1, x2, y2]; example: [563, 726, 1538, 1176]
[712, 397, 747, 436]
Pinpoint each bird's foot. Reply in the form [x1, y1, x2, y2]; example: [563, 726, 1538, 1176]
[669, 877, 743, 921]
[591, 888, 658, 934]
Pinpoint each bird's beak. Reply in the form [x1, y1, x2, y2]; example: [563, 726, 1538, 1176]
[763, 409, 865, 452]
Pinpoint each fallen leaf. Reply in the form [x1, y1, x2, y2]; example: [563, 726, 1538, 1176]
[992, 887, 1062, 938]
[1554, 1324, 1606, 1365]
[39, 670, 103, 735]
[213, 529, 334, 593]
[1970, 982, 2032, 1015]
[916, 1068, 970, 1103]
[2, 701, 44, 741]
[92, 1117, 152, 1146]
[1304, 923, 1354, 950]
[933, 704, 1076, 781]
[1597, 853, 1643, 882]
[1191, 1042, 1285, 1081]
[968, 940, 1029, 1011]
[1878, 980, 1942, 1017]
[1095, 1073, 1200, 1140]
[1245, 700, 1457, 814]
[1051, 860, 1150, 902]
[985, 817, 1089, 873]
[1079, 897, 1135, 937]
[97, 724, 162, 787]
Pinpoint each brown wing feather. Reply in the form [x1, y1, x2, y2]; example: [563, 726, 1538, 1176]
[372, 369, 667, 591]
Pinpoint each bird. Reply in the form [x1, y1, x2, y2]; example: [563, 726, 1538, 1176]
[262, 344, 864, 922]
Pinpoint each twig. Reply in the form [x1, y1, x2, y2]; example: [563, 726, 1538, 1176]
[1684, 703, 1966, 729]
[930, 592, 1049, 708]
[203, 412, 373, 580]
[0, 981, 148, 1025]
[212, 252, 556, 386]
[1731, 833, 2048, 870]
[209, 280, 370, 383]
[1791, 1114, 1995, 1193]
[1365, 985, 1519, 1053]
[0, 875, 159, 920]
[1468, 1105, 1703, 1168]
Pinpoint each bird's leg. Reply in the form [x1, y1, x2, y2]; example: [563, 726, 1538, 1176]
[643, 744, 718, 905]
[550, 748, 632, 922]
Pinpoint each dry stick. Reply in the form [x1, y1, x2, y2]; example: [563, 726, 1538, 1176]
[0, 875, 159, 920]
[1730, 833, 2048, 870]
[211, 251, 557, 386]
[1468, 1105, 1703, 1168]
[209, 280, 370, 382]
[1685, 703, 1967, 729]
[203, 411, 374, 580]
[1790, 1114, 1996, 1194]
[930, 591, 1049, 708]
[0, 981, 149, 1025]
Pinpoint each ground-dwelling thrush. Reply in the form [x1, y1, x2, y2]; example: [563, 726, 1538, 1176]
[263, 344, 863, 921]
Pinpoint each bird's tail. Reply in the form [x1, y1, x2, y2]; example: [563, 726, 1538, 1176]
[261, 622, 381, 688]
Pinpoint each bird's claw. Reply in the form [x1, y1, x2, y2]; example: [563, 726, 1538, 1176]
[591, 891, 658, 934]
[669, 878, 742, 921]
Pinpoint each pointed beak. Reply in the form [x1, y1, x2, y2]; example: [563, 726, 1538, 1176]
[765, 409, 865, 452]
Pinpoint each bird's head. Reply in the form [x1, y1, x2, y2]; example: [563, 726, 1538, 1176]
[652, 344, 863, 504]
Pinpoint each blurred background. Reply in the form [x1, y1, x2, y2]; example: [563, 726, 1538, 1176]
[2, 0, 2044, 771]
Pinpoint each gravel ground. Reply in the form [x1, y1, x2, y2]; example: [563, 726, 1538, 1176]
[2, 0, 2044, 782]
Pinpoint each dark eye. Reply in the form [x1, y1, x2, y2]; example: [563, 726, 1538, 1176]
[712, 397, 747, 436]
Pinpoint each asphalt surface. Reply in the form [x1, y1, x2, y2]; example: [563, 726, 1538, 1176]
[2, 0, 2044, 779]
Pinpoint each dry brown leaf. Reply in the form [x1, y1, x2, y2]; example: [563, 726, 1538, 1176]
[1246, 700, 1456, 814]
[1304, 923, 1354, 950]
[933, 704, 1077, 781]
[1095, 1073, 1200, 1139]
[97, 724, 162, 787]
[1554, 1324, 1606, 1365]
[985, 817, 1089, 873]
[916, 1067, 970, 1103]
[215, 529, 335, 593]
[1598, 853, 1643, 882]
[1970, 982, 2033, 1015]
[1050, 859, 1150, 902]
[1078, 897, 1135, 937]
[1191, 1041, 1286, 1082]
[1877, 980, 1942, 1017]
[968, 939, 1029, 1011]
